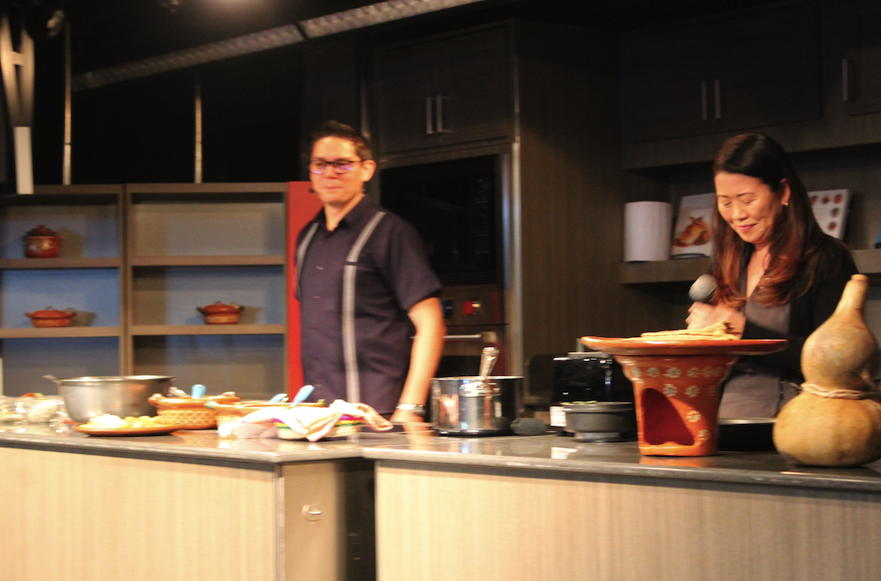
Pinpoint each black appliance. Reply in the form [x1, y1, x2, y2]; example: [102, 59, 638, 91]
[380, 155, 509, 379]
[379, 155, 501, 287]
[550, 352, 634, 429]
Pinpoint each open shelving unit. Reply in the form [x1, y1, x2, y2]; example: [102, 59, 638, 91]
[0, 183, 294, 398]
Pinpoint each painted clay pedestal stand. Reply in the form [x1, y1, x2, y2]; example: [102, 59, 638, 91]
[581, 336, 787, 456]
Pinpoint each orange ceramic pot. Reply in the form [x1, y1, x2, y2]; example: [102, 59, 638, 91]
[197, 302, 243, 325]
[26, 307, 76, 328]
[24, 225, 61, 258]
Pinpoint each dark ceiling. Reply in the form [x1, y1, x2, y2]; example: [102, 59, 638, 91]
[11, 0, 779, 74]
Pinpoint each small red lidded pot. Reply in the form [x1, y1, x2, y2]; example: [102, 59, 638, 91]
[26, 307, 76, 328]
[197, 302, 244, 325]
[24, 225, 62, 258]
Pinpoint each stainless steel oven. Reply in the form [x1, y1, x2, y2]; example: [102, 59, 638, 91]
[436, 286, 507, 377]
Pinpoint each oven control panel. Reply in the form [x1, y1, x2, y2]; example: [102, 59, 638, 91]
[438, 287, 503, 327]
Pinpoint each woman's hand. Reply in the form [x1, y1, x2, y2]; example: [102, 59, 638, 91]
[686, 302, 745, 337]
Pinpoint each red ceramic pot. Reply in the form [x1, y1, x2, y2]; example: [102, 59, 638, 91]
[197, 302, 244, 325]
[26, 307, 76, 328]
[24, 225, 62, 258]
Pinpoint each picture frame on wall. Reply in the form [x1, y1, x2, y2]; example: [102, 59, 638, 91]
[671, 193, 715, 259]
[809, 189, 849, 240]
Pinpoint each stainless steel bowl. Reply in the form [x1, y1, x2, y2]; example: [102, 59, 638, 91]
[49, 375, 174, 423]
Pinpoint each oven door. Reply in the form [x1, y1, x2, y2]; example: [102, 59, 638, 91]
[436, 326, 507, 378]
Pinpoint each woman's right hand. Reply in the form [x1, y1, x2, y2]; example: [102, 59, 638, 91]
[686, 302, 745, 337]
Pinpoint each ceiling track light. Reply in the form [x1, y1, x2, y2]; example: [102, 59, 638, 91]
[72, 0, 489, 90]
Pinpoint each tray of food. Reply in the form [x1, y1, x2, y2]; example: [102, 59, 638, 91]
[74, 414, 181, 436]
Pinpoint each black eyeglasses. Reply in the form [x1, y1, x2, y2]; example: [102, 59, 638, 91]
[309, 159, 362, 175]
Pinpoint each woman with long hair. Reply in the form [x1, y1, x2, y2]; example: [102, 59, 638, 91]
[686, 133, 857, 417]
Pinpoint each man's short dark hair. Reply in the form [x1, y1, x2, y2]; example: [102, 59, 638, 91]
[310, 121, 374, 161]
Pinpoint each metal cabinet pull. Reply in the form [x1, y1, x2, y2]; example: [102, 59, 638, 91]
[425, 97, 434, 134]
[842, 58, 853, 102]
[701, 81, 708, 121]
[435, 95, 445, 132]
[714, 79, 721, 120]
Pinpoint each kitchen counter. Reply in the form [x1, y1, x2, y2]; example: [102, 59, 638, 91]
[4, 424, 881, 581]
[4, 423, 881, 493]
[0, 421, 419, 465]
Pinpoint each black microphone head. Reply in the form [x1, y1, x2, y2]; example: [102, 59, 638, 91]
[689, 274, 717, 303]
[510, 418, 549, 436]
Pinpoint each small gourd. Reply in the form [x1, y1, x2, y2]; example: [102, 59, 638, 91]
[773, 274, 881, 466]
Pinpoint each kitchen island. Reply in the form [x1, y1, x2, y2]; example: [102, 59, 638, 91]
[3, 425, 881, 581]
[0, 423, 399, 581]
[362, 430, 881, 581]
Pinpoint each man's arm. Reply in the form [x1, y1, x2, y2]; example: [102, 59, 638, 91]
[391, 296, 446, 423]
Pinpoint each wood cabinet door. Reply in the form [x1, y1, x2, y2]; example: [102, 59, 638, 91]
[845, 0, 881, 116]
[375, 27, 510, 155]
[713, 3, 820, 133]
[621, 3, 820, 143]
[436, 27, 511, 147]
[621, 30, 714, 143]
[375, 42, 442, 154]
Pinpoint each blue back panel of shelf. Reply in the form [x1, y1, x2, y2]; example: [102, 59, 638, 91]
[1, 337, 120, 396]
[1, 269, 120, 327]
[1, 205, 119, 259]
[133, 266, 285, 325]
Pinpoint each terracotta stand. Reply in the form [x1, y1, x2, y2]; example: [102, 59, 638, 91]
[581, 336, 788, 457]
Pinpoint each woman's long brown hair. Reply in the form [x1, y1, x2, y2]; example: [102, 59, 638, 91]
[710, 133, 828, 308]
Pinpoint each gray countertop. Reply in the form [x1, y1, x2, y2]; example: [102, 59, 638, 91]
[3, 422, 881, 493]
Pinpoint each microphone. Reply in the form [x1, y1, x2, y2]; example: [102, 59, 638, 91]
[689, 274, 717, 304]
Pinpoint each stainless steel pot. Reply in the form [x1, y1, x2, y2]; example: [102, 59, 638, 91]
[47, 375, 174, 423]
[431, 376, 521, 436]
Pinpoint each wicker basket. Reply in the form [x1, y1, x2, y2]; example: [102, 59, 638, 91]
[148, 392, 240, 429]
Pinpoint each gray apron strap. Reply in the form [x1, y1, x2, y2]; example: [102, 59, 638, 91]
[342, 212, 386, 403]
[294, 222, 319, 301]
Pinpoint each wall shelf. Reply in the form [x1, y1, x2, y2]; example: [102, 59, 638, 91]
[0, 327, 121, 339]
[131, 324, 285, 336]
[130, 255, 285, 267]
[620, 250, 881, 286]
[0, 258, 122, 269]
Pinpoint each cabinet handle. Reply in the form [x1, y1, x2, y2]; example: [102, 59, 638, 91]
[714, 79, 721, 120]
[425, 97, 434, 134]
[435, 95, 445, 133]
[842, 58, 853, 102]
[701, 81, 708, 121]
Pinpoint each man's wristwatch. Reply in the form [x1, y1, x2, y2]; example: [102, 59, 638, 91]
[395, 403, 426, 416]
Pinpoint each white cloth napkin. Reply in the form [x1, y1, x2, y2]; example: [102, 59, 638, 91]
[217, 399, 392, 441]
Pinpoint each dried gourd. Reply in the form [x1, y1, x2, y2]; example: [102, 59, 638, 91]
[773, 274, 881, 466]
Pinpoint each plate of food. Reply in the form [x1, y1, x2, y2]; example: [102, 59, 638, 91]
[581, 322, 788, 356]
[73, 414, 181, 436]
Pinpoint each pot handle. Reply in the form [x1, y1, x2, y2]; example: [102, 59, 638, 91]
[147, 394, 164, 405]
[44, 375, 60, 386]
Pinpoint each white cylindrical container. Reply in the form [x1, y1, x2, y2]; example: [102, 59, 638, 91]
[623, 201, 672, 262]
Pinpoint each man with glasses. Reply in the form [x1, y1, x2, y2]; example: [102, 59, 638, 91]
[295, 121, 446, 422]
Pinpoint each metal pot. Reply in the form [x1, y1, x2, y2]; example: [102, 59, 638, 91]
[431, 376, 521, 436]
[47, 375, 174, 423]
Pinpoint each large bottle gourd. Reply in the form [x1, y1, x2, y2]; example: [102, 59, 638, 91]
[773, 274, 881, 466]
